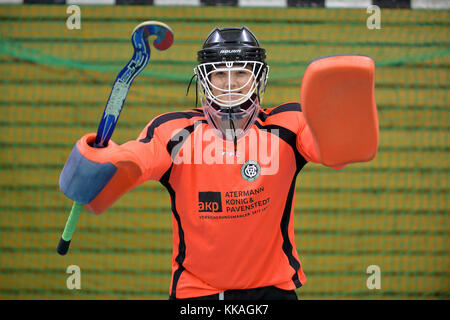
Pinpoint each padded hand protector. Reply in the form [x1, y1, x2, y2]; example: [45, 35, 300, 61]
[59, 133, 143, 215]
[300, 55, 379, 167]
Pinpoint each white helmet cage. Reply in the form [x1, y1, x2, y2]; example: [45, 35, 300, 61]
[195, 61, 269, 109]
[195, 61, 269, 141]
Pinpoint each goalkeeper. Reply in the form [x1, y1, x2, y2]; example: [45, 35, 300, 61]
[59, 26, 379, 300]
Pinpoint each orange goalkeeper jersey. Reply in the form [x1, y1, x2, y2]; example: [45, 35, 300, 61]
[102, 102, 321, 299]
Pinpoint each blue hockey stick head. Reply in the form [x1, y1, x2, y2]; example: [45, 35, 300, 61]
[94, 21, 174, 148]
[132, 21, 174, 51]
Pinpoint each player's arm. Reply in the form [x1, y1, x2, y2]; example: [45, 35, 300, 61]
[297, 55, 379, 168]
[59, 121, 172, 215]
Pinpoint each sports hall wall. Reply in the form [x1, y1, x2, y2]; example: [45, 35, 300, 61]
[0, 1, 448, 299]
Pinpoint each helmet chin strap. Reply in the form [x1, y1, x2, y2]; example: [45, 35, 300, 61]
[227, 108, 238, 154]
[186, 73, 198, 107]
[218, 93, 259, 152]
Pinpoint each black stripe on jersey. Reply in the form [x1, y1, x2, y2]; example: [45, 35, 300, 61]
[139, 110, 205, 143]
[255, 122, 307, 288]
[258, 103, 302, 122]
[166, 120, 208, 159]
[282, 170, 304, 288]
[160, 119, 206, 298]
[159, 164, 186, 299]
[254, 122, 306, 170]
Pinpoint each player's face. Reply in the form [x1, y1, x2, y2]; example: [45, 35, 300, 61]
[209, 64, 255, 105]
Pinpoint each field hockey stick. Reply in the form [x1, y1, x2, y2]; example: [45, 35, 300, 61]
[57, 21, 174, 255]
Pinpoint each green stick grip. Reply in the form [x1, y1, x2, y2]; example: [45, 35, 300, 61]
[57, 201, 83, 255]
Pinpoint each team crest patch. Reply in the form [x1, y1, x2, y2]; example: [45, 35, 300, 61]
[241, 160, 261, 181]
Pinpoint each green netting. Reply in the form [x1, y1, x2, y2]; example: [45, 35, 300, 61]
[0, 5, 448, 300]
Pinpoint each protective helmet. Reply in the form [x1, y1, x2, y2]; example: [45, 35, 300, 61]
[195, 26, 269, 142]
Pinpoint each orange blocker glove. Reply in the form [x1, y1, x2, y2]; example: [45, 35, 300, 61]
[300, 55, 379, 167]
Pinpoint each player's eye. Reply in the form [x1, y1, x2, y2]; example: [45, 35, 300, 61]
[213, 71, 227, 80]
